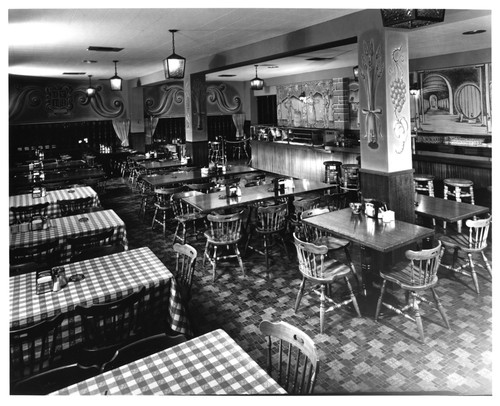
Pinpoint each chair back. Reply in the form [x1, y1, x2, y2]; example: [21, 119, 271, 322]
[71, 244, 125, 263]
[256, 203, 288, 233]
[259, 320, 319, 394]
[10, 313, 65, 382]
[293, 232, 329, 281]
[173, 243, 198, 303]
[58, 196, 93, 216]
[297, 207, 330, 242]
[67, 228, 115, 258]
[405, 241, 443, 287]
[207, 210, 244, 243]
[465, 214, 491, 250]
[171, 190, 203, 217]
[187, 182, 216, 194]
[11, 202, 49, 224]
[320, 191, 349, 211]
[10, 238, 60, 267]
[154, 186, 184, 207]
[291, 196, 322, 223]
[101, 332, 187, 373]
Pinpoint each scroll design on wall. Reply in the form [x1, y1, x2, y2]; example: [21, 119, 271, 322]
[206, 84, 241, 113]
[144, 84, 184, 116]
[388, 45, 409, 154]
[360, 39, 384, 149]
[45, 85, 74, 115]
[9, 86, 44, 120]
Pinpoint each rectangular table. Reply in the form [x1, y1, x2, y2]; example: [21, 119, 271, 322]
[9, 186, 101, 223]
[183, 179, 334, 213]
[52, 329, 285, 395]
[138, 159, 187, 172]
[10, 247, 191, 351]
[415, 194, 489, 223]
[9, 209, 128, 263]
[141, 164, 258, 189]
[302, 208, 435, 295]
[10, 159, 88, 174]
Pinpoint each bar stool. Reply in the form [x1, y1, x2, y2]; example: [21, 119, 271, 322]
[208, 140, 223, 163]
[323, 161, 342, 193]
[340, 164, 360, 202]
[414, 174, 436, 226]
[225, 139, 247, 160]
[443, 178, 475, 233]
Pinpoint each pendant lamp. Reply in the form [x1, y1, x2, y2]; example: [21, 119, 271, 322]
[163, 29, 186, 79]
[250, 65, 264, 90]
[86, 75, 96, 98]
[110, 60, 122, 91]
[380, 9, 445, 29]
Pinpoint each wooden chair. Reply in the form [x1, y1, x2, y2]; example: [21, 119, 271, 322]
[101, 332, 187, 373]
[259, 320, 319, 394]
[439, 214, 492, 294]
[203, 210, 245, 282]
[289, 195, 322, 233]
[11, 202, 49, 224]
[74, 287, 146, 369]
[186, 182, 216, 194]
[151, 186, 184, 235]
[10, 313, 65, 384]
[443, 178, 475, 233]
[70, 244, 125, 263]
[244, 202, 289, 278]
[293, 233, 361, 334]
[319, 191, 349, 211]
[10, 238, 60, 273]
[58, 196, 94, 216]
[171, 190, 207, 245]
[67, 228, 116, 261]
[375, 241, 450, 343]
[11, 363, 100, 395]
[173, 243, 198, 304]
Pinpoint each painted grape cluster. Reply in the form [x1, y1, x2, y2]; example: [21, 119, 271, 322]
[390, 77, 406, 113]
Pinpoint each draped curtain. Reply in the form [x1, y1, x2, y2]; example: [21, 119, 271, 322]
[232, 113, 245, 139]
[112, 119, 131, 147]
[145, 116, 159, 145]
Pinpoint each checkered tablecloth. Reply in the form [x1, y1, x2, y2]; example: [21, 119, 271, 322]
[10, 247, 191, 350]
[52, 329, 285, 395]
[9, 209, 128, 263]
[9, 186, 101, 224]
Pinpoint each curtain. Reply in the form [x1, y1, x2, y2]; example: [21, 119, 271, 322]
[145, 116, 159, 145]
[232, 113, 245, 139]
[112, 119, 131, 147]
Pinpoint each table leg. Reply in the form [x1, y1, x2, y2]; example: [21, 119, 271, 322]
[359, 245, 370, 296]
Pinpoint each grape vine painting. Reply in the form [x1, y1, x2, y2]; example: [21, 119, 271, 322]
[389, 45, 409, 154]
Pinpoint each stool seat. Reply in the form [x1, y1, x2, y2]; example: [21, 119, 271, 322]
[443, 178, 475, 233]
[444, 178, 474, 188]
[414, 174, 435, 182]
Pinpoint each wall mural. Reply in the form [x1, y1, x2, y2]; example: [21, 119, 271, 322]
[144, 84, 184, 117]
[276, 80, 334, 128]
[360, 39, 384, 150]
[388, 45, 409, 154]
[207, 84, 241, 113]
[415, 64, 492, 135]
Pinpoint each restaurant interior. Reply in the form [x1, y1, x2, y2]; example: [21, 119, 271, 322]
[7, 4, 494, 397]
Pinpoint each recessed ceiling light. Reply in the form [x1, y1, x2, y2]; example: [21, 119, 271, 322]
[306, 57, 334, 61]
[87, 46, 124, 52]
[218, 74, 236, 77]
[63, 72, 86, 75]
[267, 65, 279, 69]
[82, 60, 97, 64]
[463, 30, 486, 35]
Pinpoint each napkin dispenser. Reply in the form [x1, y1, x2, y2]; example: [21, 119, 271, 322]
[364, 199, 387, 219]
[30, 215, 50, 231]
[32, 185, 46, 198]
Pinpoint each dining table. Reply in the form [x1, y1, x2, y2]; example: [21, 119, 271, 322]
[301, 208, 435, 295]
[10, 247, 191, 354]
[415, 194, 489, 223]
[52, 328, 285, 395]
[9, 186, 101, 224]
[140, 164, 259, 189]
[138, 159, 187, 172]
[182, 178, 335, 214]
[9, 159, 88, 174]
[9, 209, 128, 263]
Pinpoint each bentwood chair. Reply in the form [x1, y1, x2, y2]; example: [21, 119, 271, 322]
[173, 242, 198, 305]
[10, 313, 65, 385]
[67, 228, 116, 261]
[259, 320, 319, 394]
[10, 238, 60, 275]
[203, 210, 245, 282]
[171, 190, 207, 245]
[439, 214, 492, 294]
[151, 186, 184, 235]
[293, 233, 361, 334]
[58, 196, 94, 216]
[375, 241, 450, 343]
[11, 202, 49, 224]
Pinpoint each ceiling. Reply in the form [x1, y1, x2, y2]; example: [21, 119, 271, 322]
[8, 7, 491, 84]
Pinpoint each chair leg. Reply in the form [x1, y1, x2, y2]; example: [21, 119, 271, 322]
[411, 292, 425, 343]
[294, 277, 307, 313]
[344, 246, 361, 291]
[212, 245, 218, 282]
[319, 284, 326, 334]
[468, 253, 480, 295]
[345, 277, 361, 317]
[173, 222, 181, 245]
[264, 236, 270, 277]
[162, 211, 166, 236]
[151, 208, 158, 230]
[431, 288, 450, 329]
[375, 280, 387, 321]
[202, 241, 209, 268]
[234, 244, 245, 277]
[481, 251, 492, 278]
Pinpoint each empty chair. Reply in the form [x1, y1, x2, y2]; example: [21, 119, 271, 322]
[245, 203, 289, 278]
[293, 232, 361, 334]
[10, 238, 60, 274]
[203, 210, 245, 282]
[67, 228, 116, 261]
[71, 244, 125, 263]
[10, 313, 65, 384]
[375, 241, 450, 343]
[208, 140, 223, 163]
[323, 160, 342, 192]
[11, 202, 49, 224]
[443, 178, 475, 233]
[101, 332, 187, 373]
[289, 195, 322, 233]
[58, 196, 94, 216]
[414, 174, 436, 227]
[259, 320, 319, 394]
[173, 242, 198, 304]
[171, 190, 207, 245]
[440, 214, 492, 294]
[186, 182, 216, 194]
[11, 363, 100, 395]
[151, 186, 184, 235]
[319, 191, 349, 211]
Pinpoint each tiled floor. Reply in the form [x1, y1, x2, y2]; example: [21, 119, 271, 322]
[99, 171, 492, 396]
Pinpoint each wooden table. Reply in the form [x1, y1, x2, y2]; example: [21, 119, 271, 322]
[182, 179, 334, 213]
[141, 165, 258, 189]
[9, 209, 128, 263]
[52, 329, 285, 395]
[415, 194, 489, 223]
[138, 159, 187, 172]
[10, 247, 191, 354]
[302, 208, 435, 295]
[10, 159, 88, 174]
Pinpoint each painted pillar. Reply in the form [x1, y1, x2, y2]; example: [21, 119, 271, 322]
[358, 28, 415, 223]
[184, 73, 209, 166]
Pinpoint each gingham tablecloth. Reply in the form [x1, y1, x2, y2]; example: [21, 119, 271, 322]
[52, 329, 285, 395]
[9, 186, 101, 224]
[10, 247, 191, 350]
[9, 209, 128, 263]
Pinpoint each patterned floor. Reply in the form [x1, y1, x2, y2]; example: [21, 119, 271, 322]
[99, 173, 492, 396]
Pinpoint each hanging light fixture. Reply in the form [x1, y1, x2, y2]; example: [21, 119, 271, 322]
[353, 66, 359, 81]
[250, 65, 264, 90]
[163, 29, 186, 79]
[86, 74, 96, 98]
[380, 9, 445, 29]
[109, 60, 122, 91]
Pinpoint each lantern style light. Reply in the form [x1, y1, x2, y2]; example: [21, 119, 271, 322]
[380, 9, 445, 29]
[110, 60, 122, 91]
[163, 29, 186, 79]
[250, 65, 264, 90]
[86, 75, 96, 97]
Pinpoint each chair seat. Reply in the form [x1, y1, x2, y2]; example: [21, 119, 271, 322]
[204, 229, 241, 245]
[314, 236, 350, 250]
[176, 212, 206, 223]
[440, 233, 485, 253]
[380, 265, 438, 291]
[320, 258, 353, 280]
